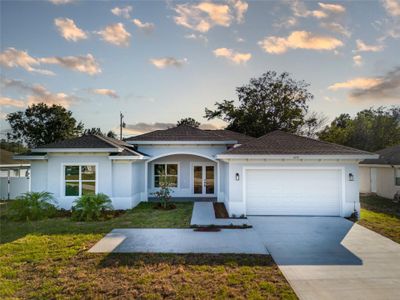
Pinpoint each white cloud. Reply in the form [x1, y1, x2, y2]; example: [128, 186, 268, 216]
[355, 39, 384, 52]
[39, 54, 101, 75]
[1, 78, 76, 108]
[353, 55, 363, 67]
[321, 22, 351, 37]
[328, 77, 382, 90]
[54, 18, 87, 42]
[125, 122, 174, 135]
[0, 97, 25, 108]
[318, 2, 346, 13]
[173, 1, 248, 32]
[0, 48, 54, 75]
[149, 57, 188, 69]
[91, 89, 119, 99]
[132, 19, 155, 33]
[111, 6, 133, 19]
[48, 0, 75, 5]
[184, 33, 208, 43]
[258, 31, 343, 54]
[0, 48, 101, 76]
[97, 23, 131, 47]
[382, 0, 400, 16]
[213, 48, 251, 64]
[229, 0, 249, 23]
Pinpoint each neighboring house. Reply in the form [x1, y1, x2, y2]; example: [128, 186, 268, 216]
[16, 125, 376, 217]
[359, 145, 400, 199]
[0, 149, 30, 199]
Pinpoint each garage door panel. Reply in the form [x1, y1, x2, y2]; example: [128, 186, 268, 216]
[245, 169, 341, 216]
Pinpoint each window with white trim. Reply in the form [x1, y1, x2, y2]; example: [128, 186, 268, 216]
[395, 168, 400, 186]
[154, 163, 178, 187]
[64, 165, 96, 196]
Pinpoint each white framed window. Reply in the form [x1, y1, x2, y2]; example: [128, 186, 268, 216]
[395, 168, 400, 186]
[64, 165, 96, 196]
[154, 163, 178, 188]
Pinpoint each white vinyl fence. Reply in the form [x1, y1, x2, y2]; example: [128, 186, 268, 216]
[0, 165, 30, 200]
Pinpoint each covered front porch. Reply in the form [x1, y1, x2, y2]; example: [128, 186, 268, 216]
[143, 153, 225, 201]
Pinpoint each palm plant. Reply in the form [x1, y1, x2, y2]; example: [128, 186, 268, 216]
[71, 193, 113, 221]
[7, 191, 57, 221]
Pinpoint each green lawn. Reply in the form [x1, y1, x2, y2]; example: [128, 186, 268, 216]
[359, 195, 400, 244]
[0, 202, 296, 299]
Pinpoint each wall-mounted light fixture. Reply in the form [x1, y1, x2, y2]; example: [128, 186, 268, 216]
[349, 173, 354, 181]
[235, 173, 240, 181]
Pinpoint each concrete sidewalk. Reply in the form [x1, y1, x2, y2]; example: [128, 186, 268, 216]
[190, 202, 250, 226]
[89, 228, 268, 254]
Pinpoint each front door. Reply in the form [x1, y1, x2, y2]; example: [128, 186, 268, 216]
[193, 164, 215, 195]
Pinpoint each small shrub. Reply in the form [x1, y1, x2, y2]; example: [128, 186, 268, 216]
[7, 192, 57, 221]
[71, 193, 113, 221]
[152, 176, 174, 209]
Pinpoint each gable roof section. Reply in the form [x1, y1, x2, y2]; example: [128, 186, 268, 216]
[220, 130, 374, 156]
[360, 144, 400, 165]
[126, 125, 240, 143]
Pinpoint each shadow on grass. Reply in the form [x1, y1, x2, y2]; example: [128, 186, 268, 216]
[0, 202, 194, 244]
[98, 252, 274, 268]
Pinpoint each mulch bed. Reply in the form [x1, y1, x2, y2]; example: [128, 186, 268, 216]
[213, 202, 229, 218]
[193, 227, 221, 232]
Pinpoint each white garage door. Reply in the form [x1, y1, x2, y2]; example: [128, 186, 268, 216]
[245, 168, 342, 216]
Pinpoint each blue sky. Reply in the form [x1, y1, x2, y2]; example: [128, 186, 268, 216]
[1, 0, 399, 137]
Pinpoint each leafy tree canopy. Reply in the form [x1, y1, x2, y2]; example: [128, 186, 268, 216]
[204, 71, 314, 137]
[0, 139, 28, 153]
[318, 106, 400, 152]
[83, 128, 117, 139]
[176, 117, 200, 128]
[6, 103, 84, 148]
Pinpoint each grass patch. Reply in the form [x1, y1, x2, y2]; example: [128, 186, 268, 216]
[0, 201, 296, 299]
[359, 196, 400, 244]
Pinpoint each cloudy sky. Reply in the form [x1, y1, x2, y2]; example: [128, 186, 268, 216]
[1, 0, 399, 137]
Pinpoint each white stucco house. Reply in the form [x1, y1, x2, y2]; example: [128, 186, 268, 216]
[359, 145, 400, 199]
[16, 125, 377, 217]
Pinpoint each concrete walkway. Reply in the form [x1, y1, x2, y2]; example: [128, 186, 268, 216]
[190, 202, 250, 226]
[249, 216, 400, 300]
[89, 228, 268, 254]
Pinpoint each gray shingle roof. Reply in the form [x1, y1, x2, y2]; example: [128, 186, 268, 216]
[205, 129, 255, 144]
[221, 130, 373, 156]
[36, 135, 117, 149]
[34, 135, 143, 157]
[126, 125, 245, 142]
[360, 144, 400, 165]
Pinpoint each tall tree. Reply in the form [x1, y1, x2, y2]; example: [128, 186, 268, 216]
[297, 112, 328, 138]
[204, 71, 313, 137]
[176, 117, 200, 128]
[106, 131, 117, 139]
[318, 106, 400, 152]
[6, 103, 84, 148]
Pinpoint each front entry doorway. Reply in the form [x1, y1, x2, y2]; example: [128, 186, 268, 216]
[193, 164, 215, 195]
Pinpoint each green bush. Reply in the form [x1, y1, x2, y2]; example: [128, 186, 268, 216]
[71, 193, 113, 221]
[7, 192, 57, 221]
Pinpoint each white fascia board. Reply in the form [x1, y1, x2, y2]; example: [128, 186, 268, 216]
[31, 148, 121, 153]
[359, 163, 399, 168]
[109, 156, 149, 160]
[0, 163, 31, 167]
[126, 140, 237, 145]
[13, 155, 47, 160]
[216, 154, 379, 160]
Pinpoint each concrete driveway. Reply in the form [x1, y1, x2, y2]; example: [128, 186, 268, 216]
[249, 216, 400, 300]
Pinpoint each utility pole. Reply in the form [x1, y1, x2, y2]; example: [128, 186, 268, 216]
[119, 112, 125, 140]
